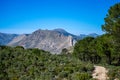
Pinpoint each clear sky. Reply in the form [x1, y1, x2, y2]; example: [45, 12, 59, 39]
[0, 0, 119, 35]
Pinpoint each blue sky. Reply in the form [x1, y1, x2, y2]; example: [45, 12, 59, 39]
[0, 0, 119, 35]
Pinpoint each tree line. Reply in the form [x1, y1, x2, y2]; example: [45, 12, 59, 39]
[73, 3, 120, 66]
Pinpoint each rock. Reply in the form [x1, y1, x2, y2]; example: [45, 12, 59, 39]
[8, 29, 78, 53]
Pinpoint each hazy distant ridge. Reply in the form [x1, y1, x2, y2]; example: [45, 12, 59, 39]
[0, 32, 18, 45]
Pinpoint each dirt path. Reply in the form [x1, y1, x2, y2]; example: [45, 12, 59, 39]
[92, 66, 109, 80]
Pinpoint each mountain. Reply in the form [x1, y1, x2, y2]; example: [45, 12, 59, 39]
[0, 32, 18, 45]
[8, 29, 78, 53]
[87, 33, 99, 37]
[1, 29, 99, 53]
[8, 34, 29, 46]
[79, 34, 86, 39]
[79, 33, 99, 39]
[53, 28, 75, 36]
[53, 28, 81, 40]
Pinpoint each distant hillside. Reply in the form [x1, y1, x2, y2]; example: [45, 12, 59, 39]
[8, 34, 29, 46]
[87, 33, 99, 37]
[0, 29, 99, 53]
[79, 33, 99, 39]
[8, 29, 78, 53]
[0, 32, 18, 45]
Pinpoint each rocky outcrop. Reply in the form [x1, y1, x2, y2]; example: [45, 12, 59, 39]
[8, 34, 29, 46]
[1, 29, 99, 53]
[8, 29, 77, 53]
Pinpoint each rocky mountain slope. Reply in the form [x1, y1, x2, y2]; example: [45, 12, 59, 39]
[8, 29, 78, 53]
[0, 32, 18, 45]
[1, 29, 99, 53]
[8, 34, 29, 46]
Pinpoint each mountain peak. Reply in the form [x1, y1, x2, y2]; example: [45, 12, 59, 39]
[88, 33, 99, 37]
[1, 28, 99, 53]
[53, 28, 67, 32]
[7, 28, 79, 53]
[34, 28, 68, 35]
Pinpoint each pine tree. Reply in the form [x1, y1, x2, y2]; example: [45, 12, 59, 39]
[102, 3, 120, 65]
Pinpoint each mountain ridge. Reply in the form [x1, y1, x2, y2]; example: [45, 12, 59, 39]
[8, 29, 76, 53]
[0, 29, 99, 53]
[0, 32, 18, 45]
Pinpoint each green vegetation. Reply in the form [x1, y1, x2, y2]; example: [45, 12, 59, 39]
[73, 34, 117, 65]
[102, 3, 120, 65]
[74, 3, 120, 66]
[0, 3, 120, 80]
[73, 3, 120, 79]
[0, 46, 94, 80]
[107, 66, 120, 80]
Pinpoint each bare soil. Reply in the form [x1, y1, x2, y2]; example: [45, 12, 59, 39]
[92, 66, 109, 80]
